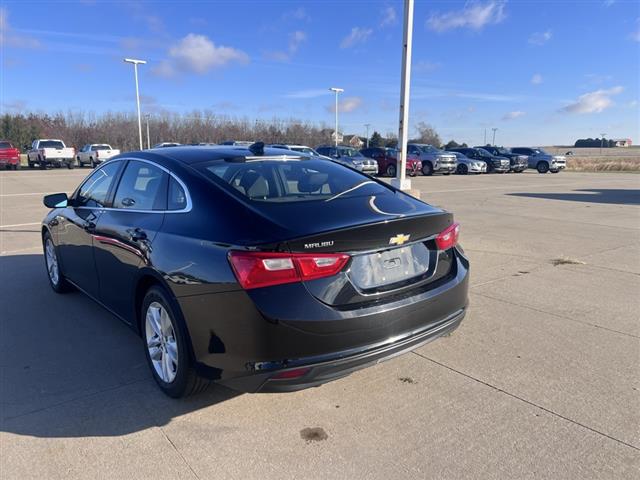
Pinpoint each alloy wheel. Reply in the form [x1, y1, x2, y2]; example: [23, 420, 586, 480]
[45, 238, 59, 285]
[145, 302, 179, 383]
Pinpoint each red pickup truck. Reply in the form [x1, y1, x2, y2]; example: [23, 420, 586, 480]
[0, 141, 21, 170]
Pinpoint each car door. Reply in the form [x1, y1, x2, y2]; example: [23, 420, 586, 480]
[57, 161, 123, 298]
[92, 160, 169, 321]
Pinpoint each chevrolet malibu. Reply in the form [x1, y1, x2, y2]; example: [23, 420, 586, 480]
[41, 144, 469, 398]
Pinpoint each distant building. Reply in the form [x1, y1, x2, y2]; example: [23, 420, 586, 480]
[612, 138, 632, 147]
[342, 135, 364, 148]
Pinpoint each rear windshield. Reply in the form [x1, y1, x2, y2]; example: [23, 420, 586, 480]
[0, 142, 13, 149]
[92, 145, 111, 150]
[39, 141, 65, 149]
[195, 159, 388, 203]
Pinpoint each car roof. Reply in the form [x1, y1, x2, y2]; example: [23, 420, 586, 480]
[132, 145, 308, 165]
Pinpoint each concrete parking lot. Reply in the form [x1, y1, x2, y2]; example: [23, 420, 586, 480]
[1, 168, 639, 479]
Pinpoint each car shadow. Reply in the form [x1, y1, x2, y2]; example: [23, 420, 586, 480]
[0, 254, 241, 438]
[507, 189, 640, 206]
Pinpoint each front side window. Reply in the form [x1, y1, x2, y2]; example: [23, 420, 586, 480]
[76, 162, 121, 208]
[113, 161, 167, 211]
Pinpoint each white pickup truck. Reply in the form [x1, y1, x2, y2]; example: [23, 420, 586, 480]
[27, 139, 76, 169]
[76, 144, 120, 168]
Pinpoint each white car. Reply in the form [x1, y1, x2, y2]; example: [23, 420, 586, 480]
[268, 144, 327, 157]
[451, 152, 487, 174]
[27, 139, 75, 169]
[76, 144, 120, 168]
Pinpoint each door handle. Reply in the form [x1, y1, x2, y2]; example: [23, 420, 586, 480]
[127, 228, 147, 241]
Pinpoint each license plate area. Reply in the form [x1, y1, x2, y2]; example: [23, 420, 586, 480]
[347, 242, 437, 294]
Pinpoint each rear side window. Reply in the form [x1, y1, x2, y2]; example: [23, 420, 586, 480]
[76, 162, 121, 208]
[113, 161, 167, 211]
[196, 159, 387, 203]
[168, 177, 187, 210]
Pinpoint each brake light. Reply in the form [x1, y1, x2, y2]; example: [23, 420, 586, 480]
[272, 367, 311, 379]
[95, 150, 99, 158]
[435, 223, 460, 250]
[228, 251, 350, 289]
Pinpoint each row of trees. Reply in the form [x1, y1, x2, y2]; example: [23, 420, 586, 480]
[1, 112, 458, 152]
[574, 138, 617, 148]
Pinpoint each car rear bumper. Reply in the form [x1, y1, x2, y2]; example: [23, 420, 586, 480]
[178, 248, 469, 392]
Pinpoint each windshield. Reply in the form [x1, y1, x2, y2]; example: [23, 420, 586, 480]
[39, 141, 65, 149]
[196, 159, 387, 203]
[339, 147, 360, 157]
[496, 147, 510, 155]
[476, 149, 492, 157]
[535, 148, 549, 155]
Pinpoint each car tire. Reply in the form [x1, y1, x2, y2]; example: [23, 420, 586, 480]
[421, 162, 433, 176]
[550, 170, 560, 174]
[67, 160, 75, 169]
[90, 158, 96, 169]
[142, 286, 210, 398]
[43, 231, 73, 293]
[38, 157, 46, 170]
[457, 164, 468, 175]
[537, 162, 549, 174]
[386, 164, 397, 177]
[28, 161, 34, 169]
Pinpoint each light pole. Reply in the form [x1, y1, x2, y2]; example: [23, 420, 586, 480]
[484, 128, 487, 145]
[600, 133, 607, 154]
[329, 87, 344, 147]
[145, 114, 151, 149]
[393, 0, 414, 192]
[124, 58, 147, 150]
[364, 123, 371, 148]
[492, 127, 498, 146]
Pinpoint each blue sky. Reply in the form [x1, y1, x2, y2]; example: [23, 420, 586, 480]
[1, 0, 638, 146]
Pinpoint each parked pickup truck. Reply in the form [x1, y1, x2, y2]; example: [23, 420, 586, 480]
[510, 147, 566, 173]
[475, 146, 528, 173]
[407, 144, 457, 176]
[77, 144, 120, 168]
[27, 139, 75, 169]
[0, 140, 21, 170]
[447, 147, 510, 173]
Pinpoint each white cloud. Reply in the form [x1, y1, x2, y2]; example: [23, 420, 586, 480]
[502, 111, 525, 120]
[327, 97, 363, 113]
[628, 100, 638, 108]
[285, 89, 330, 99]
[0, 7, 41, 48]
[381, 6, 397, 27]
[528, 30, 552, 45]
[531, 73, 543, 85]
[561, 86, 624, 114]
[427, 1, 506, 33]
[340, 27, 372, 48]
[265, 30, 307, 62]
[156, 34, 248, 76]
[282, 7, 310, 21]
[631, 19, 640, 42]
[603, 0, 616, 7]
[414, 60, 442, 72]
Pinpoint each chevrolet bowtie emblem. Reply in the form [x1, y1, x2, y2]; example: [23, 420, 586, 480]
[389, 233, 410, 246]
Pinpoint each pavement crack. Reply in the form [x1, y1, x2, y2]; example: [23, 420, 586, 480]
[412, 351, 640, 452]
[159, 427, 201, 480]
[473, 291, 639, 339]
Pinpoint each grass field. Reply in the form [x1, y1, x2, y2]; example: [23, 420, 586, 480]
[543, 146, 640, 172]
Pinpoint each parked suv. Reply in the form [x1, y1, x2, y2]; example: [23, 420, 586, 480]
[407, 144, 456, 176]
[268, 144, 327, 158]
[511, 147, 566, 173]
[315, 145, 378, 175]
[475, 146, 527, 173]
[447, 147, 510, 173]
[360, 147, 421, 177]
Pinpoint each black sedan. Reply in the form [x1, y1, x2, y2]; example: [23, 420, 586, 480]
[475, 146, 528, 173]
[41, 144, 469, 397]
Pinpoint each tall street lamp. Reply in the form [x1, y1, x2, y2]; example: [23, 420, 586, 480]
[329, 87, 344, 147]
[492, 127, 498, 146]
[124, 58, 147, 150]
[600, 132, 607, 154]
[145, 114, 151, 149]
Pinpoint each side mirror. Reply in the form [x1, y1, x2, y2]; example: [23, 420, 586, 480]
[43, 193, 69, 209]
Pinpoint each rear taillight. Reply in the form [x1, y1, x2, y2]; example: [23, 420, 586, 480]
[95, 150, 99, 158]
[435, 223, 460, 251]
[228, 251, 350, 290]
